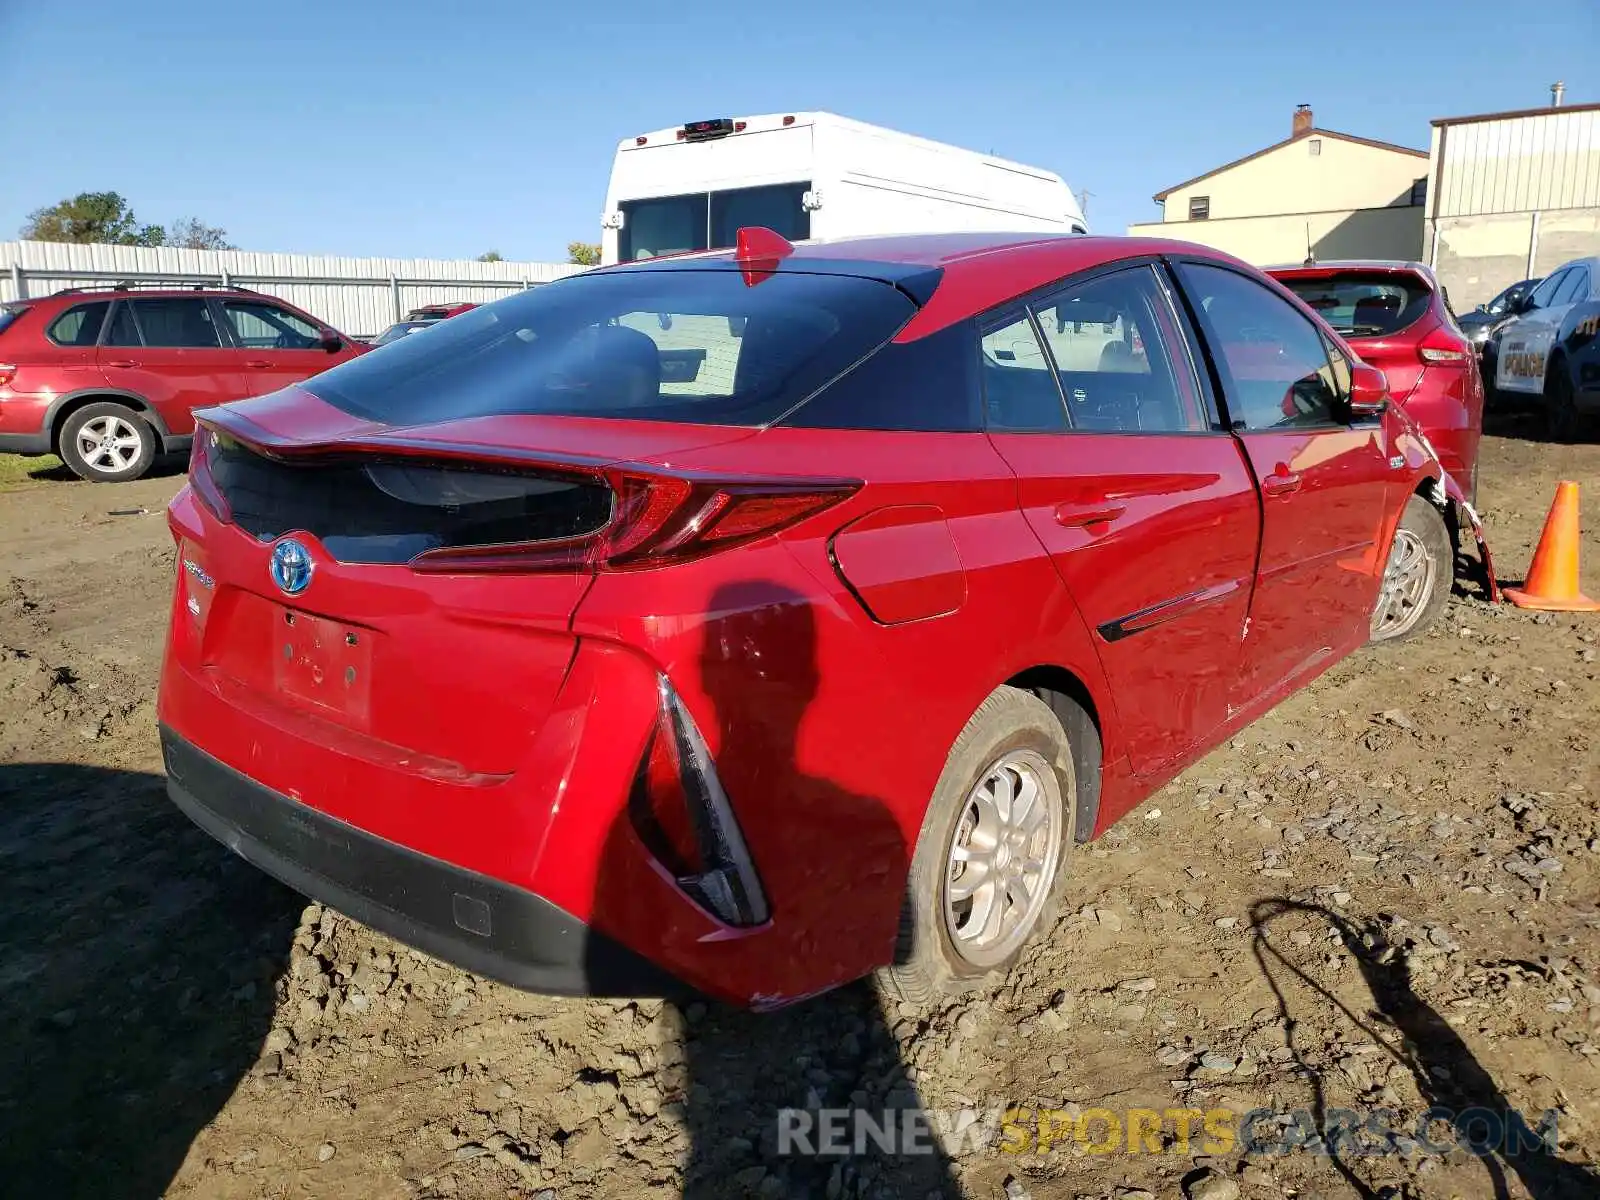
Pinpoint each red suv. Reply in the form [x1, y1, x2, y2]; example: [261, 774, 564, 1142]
[0, 283, 365, 481]
[1268, 261, 1483, 503]
[159, 231, 1467, 1008]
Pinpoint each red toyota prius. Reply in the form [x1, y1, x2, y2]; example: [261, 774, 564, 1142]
[159, 230, 1463, 1009]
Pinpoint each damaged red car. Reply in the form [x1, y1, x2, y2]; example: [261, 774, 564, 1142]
[159, 230, 1467, 1008]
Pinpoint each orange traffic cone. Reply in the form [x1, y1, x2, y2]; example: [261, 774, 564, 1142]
[1504, 481, 1600, 612]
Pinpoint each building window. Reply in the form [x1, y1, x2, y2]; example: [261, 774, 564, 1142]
[1410, 177, 1427, 206]
[1188, 196, 1210, 221]
[1308, 138, 1322, 156]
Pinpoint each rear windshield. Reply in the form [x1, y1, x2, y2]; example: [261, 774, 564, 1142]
[0, 304, 28, 337]
[1278, 273, 1432, 337]
[303, 268, 917, 427]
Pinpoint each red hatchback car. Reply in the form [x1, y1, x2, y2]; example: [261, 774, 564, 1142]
[1267, 261, 1483, 504]
[159, 231, 1466, 1009]
[0, 283, 364, 481]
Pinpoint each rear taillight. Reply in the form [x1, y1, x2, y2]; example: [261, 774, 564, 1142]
[1418, 325, 1471, 365]
[0, 365, 15, 388]
[188, 426, 233, 522]
[410, 470, 859, 574]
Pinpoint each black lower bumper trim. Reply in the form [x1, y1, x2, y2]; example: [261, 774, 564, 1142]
[0, 432, 52, 455]
[160, 725, 693, 1000]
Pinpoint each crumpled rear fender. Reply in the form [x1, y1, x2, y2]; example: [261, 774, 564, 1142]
[1438, 470, 1501, 603]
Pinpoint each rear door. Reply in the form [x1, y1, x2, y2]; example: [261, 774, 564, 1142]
[982, 263, 1261, 777]
[97, 297, 249, 432]
[218, 298, 347, 397]
[1172, 260, 1394, 707]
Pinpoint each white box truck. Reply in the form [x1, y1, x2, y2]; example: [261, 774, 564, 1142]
[600, 112, 1087, 266]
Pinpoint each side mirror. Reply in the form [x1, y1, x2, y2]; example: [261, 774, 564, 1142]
[318, 332, 344, 353]
[1511, 294, 1535, 315]
[1346, 363, 1389, 419]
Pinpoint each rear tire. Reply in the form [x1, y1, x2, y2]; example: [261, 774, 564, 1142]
[877, 686, 1077, 1005]
[58, 402, 157, 482]
[1370, 495, 1452, 644]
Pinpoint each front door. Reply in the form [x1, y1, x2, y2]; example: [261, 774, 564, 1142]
[1173, 261, 1395, 709]
[982, 263, 1261, 777]
[217, 298, 343, 397]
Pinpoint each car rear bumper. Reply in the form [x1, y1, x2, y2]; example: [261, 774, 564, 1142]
[161, 725, 694, 999]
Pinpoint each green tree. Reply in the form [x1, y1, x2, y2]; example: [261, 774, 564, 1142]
[567, 241, 601, 266]
[20, 191, 165, 246]
[168, 216, 235, 250]
[476, 250, 504, 262]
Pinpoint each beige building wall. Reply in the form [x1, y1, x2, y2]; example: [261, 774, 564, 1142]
[1128, 126, 1428, 267]
[1156, 135, 1426, 223]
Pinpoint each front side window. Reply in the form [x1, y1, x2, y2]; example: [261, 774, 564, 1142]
[222, 301, 322, 349]
[1178, 263, 1339, 430]
[301, 268, 916, 428]
[48, 301, 110, 347]
[117, 298, 222, 348]
[1031, 266, 1204, 433]
[1552, 268, 1590, 306]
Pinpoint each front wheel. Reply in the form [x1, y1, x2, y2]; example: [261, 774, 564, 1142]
[878, 686, 1078, 1005]
[1370, 495, 1452, 644]
[58, 402, 158, 482]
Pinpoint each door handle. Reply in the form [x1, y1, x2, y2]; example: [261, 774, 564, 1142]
[106, 360, 138, 369]
[1261, 469, 1302, 497]
[1054, 502, 1126, 528]
[245, 360, 272, 369]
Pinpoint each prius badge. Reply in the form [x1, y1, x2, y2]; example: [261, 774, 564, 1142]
[270, 538, 314, 596]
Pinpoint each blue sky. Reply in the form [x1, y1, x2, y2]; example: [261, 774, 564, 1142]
[1, 0, 1593, 264]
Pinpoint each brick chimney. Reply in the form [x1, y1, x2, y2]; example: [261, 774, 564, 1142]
[1292, 104, 1314, 138]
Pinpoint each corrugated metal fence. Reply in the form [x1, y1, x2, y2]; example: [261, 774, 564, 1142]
[0, 241, 589, 339]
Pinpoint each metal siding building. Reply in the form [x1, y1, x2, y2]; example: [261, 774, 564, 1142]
[1426, 99, 1600, 308]
[0, 241, 589, 339]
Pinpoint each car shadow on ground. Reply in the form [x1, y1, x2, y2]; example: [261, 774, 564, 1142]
[587, 580, 963, 1199]
[1250, 898, 1598, 1200]
[0, 762, 300, 1199]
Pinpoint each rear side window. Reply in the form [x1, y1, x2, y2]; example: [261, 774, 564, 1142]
[113, 298, 223, 348]
[1276, 272, 1431, 337]
[1030, 266, 1207, 432]
[981, 314, 1066, 432]
[302, 268, 917, 428]
[107, 304, 142, 347]
[47, 301, 111, 347]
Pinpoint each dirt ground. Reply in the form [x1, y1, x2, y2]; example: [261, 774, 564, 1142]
[2, 417, 1598, 1200]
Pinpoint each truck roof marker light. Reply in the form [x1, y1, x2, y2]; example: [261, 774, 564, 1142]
[636, 136, 648, 146]
[734, 227, 794, 286]
[782, 115, 795, 126]
[734, 121, 747, 132]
